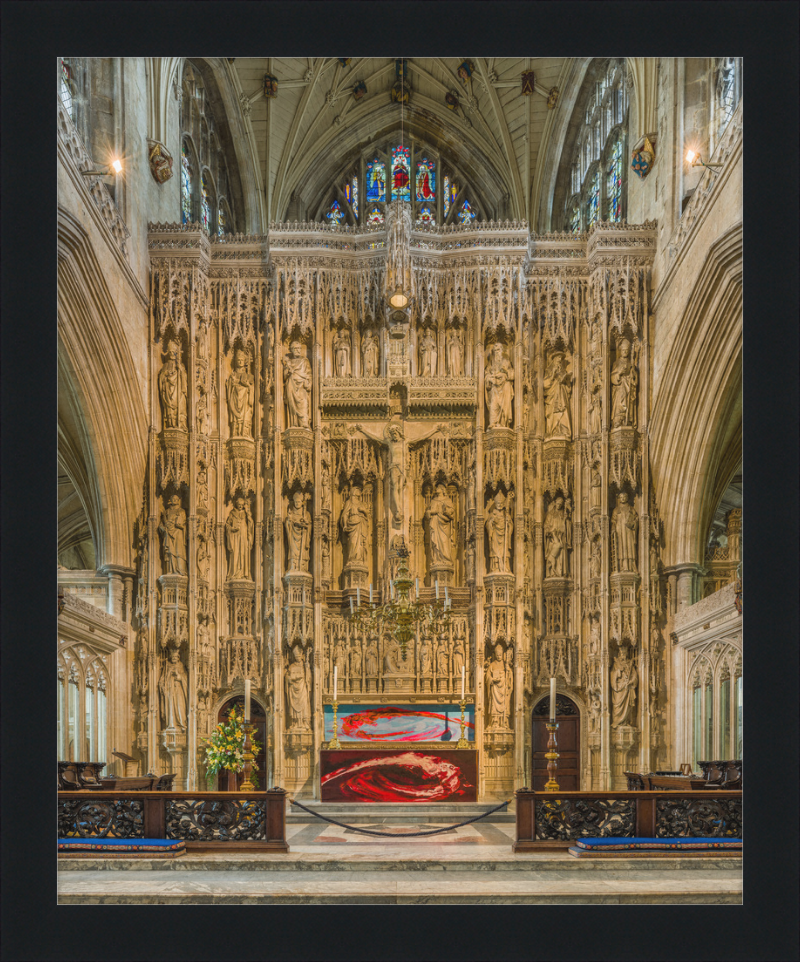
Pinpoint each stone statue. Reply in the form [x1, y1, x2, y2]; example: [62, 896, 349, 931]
[365, 638, 379, 676]
[564, 497, 573, 573]
[426, 484, 455, 567]
[610, 646, 638, 727]
[522, 319, 531, 361]
[284, 491, 310, 572]
[321, 463, 332, 512]
[226, 347, 254, 437]
[591, 467, 602, 510]
[610, 338, 638, 428]
[485, 490, 514, 573]
[333, 328, 351, 378]
[362, 328, 379, 377]
[159, 495, 187, 575]
[338, 485, 370, 567]
[485, 342, 514, 428]
[465, 541, 475, 582]
[543, 352, 572, 438]
[419, 637, 432, 674]
[612, 492, 638, 573]
[452, 638, 466, 679]
[349, 643, 362, 678]
[419, 327, 437, 376]
[589, 389, 602, 435]
[544, 496, 567, 578]
[197, 534, 210, 582]
[446, 327, 464, 376]
[158, 340, 188, 430]
[225, 496, 254, 580]
[590, 538, 602, 579]
[485, 642, 513, 730]
[436, 637, 449, 678]
[284, 644, 311, 731]
[159, 647, 188, 729]
[334, 638, 347, 676]
[589, 617, 600, 654]
[283, 340, 312, 428]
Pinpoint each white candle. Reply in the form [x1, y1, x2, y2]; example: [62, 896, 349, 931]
[461, 665, 465, 701]
[435, 580, 440, 600]
[370, 583, 373, 603]
[550, 677, 556, 721]
[302, 587, 306, 606]
[415, 577, 419, 596]
[350, 597, 354, 614]
[333, 665, 338, 701]
[357, 586, 361, 607]
[244, 679, 251, 722]
[445, 586, 449, 603]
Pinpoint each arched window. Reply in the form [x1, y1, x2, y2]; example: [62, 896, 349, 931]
[443, 174, 456, 219]
[391, 145, 411, 201]
[713, 57, 742, 150]
[366, 158, 386, 203]
[344, 177, 358, 220]
[201, 170, 212, 232]
[58, 644, 109, 763]
[692, 679, 702, 769]
[59, 58, 75, 120]
[457, 200, 476, 226]
[586, 167, 600, 228]
[605, 133, 623, 222]
[416, 157, 435, 203]
[326, 200, 345, 225]
[181, 141, 193, 225]
[218, 199, 227, 236]
[566, 197, 581, 233]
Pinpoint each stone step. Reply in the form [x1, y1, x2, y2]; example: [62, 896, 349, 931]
[287, 799, 514, 823]
[57, 867, 743, 904]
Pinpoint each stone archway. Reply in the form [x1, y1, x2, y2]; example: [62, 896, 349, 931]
[532, 694, 580, 790]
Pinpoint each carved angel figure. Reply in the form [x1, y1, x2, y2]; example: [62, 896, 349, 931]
[158, 340, 188, 430]
[610, 646, 638, 727]
[283, 341, 312, 428]
[610, 338, 638, 428]
[485, 342, 514, 428]
[284, 491, 310, 572]
[226, 348, 254, 437]
[159, 648, 188, 730]
[284, 644, 311, 730]
[361, 328, 380, 377]
[543, 352, 572, 438]
[159, 495, 187, 575]
[225, 496, 254, 580]
[426, 483, 455, 567]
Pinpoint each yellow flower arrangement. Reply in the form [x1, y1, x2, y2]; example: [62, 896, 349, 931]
[201, 705, 262, 787]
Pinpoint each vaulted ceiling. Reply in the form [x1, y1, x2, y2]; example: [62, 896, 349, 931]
[215, 57, 586, 231]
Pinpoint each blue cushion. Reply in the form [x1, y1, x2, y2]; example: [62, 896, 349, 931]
[58, 837, 185, 852]
[574, 837, 741, 851]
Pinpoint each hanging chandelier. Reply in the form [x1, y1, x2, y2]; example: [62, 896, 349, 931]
[348, 538, 451, 657]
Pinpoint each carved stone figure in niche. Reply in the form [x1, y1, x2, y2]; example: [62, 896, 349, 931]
[466, 459, 476, 509]
[349, 643, 362, 680]
[159, 495, 187, 575]
[284, 491, 310, 572]
[591, 467, 602, 511]
[612, 492, 638, 573]
[419, 327, 438, 376]
[283, 341, 312, 428]
[284, 644, 311, 731]
[338, 485, 370, 567]
[365, 638, 379, 676]
[485, 342, 514, 428]
[565, 498, 573, 573]
[465, 542, 476, 581]
[197, 464, 209, 513]
[320, 463, 332, 512]
[419, 636, 432, 674]
[610, 338, 638, 428]
[610, 646, 638, 727]
[436, 636, 449, 673]
[452, 637, 466, 680]
[196, 384, 208, 436]
[197, 534, 210, 582]
[544, 496, 567, 578]
[446, 327, 464, 376]
[334, 638, 347, 677]
[543, 352, 572, 438]
[158, 340, 188, 430]
[226, 496, 254, 580]
[589, 617, 600, 654]
[485, 490, 514, 573]
[427, 484, 456, 567]
[266, 322, 275, 361]
[589, 390, 602, 435]
[226, 347, 254, 438]
[485, 642, 513, 730]
[333, 328, 351, 378]
[362, 328, 380, 377]
[159, 648, 188, 729]
[590, 538, 601, 579]
[522, 319, 531, 363]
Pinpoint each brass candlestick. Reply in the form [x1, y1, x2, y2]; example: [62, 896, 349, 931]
[544, 721, 560, 791]
[456, 698, 469, 749]
[329, 701, 342, 749]
[239, 723, 256, 791]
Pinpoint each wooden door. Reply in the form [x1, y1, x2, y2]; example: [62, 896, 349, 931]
[532, 695, 580, 791]
[217, 697, 267, 791]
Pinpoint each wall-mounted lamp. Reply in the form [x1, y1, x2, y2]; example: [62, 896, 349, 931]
[686, 150, 722, 175]
[81, 158, 123, 177]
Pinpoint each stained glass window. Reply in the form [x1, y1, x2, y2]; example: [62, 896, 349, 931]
[344, 183, 351, 205]
[606, 137, 622, 222]
[181, 142, 193, 225]
[715, 57, 738, 145]
[457, 200, 475, 225]
[416, 205, 435, 226]
[568, 204, 581, 233]
[444, 177, 459, 219]
[326, 200, 345, 225]
[59, 58, 74, 119]
[366, 159, 386, 202]
[218, 203, 226, 236]
[367, 207, 384, 227]
[586, 168, 600, 228]
[201, 172, 211, 232]
[416, 158, 436, 202]
[351, 177, 358, 219]
[391, 145, 411, 201]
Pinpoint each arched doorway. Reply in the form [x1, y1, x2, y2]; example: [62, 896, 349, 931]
[216, 696, 267, 791]
[532, 695, 580, 790]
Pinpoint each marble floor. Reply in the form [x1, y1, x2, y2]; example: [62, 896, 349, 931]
[58, 819, 742, 903]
